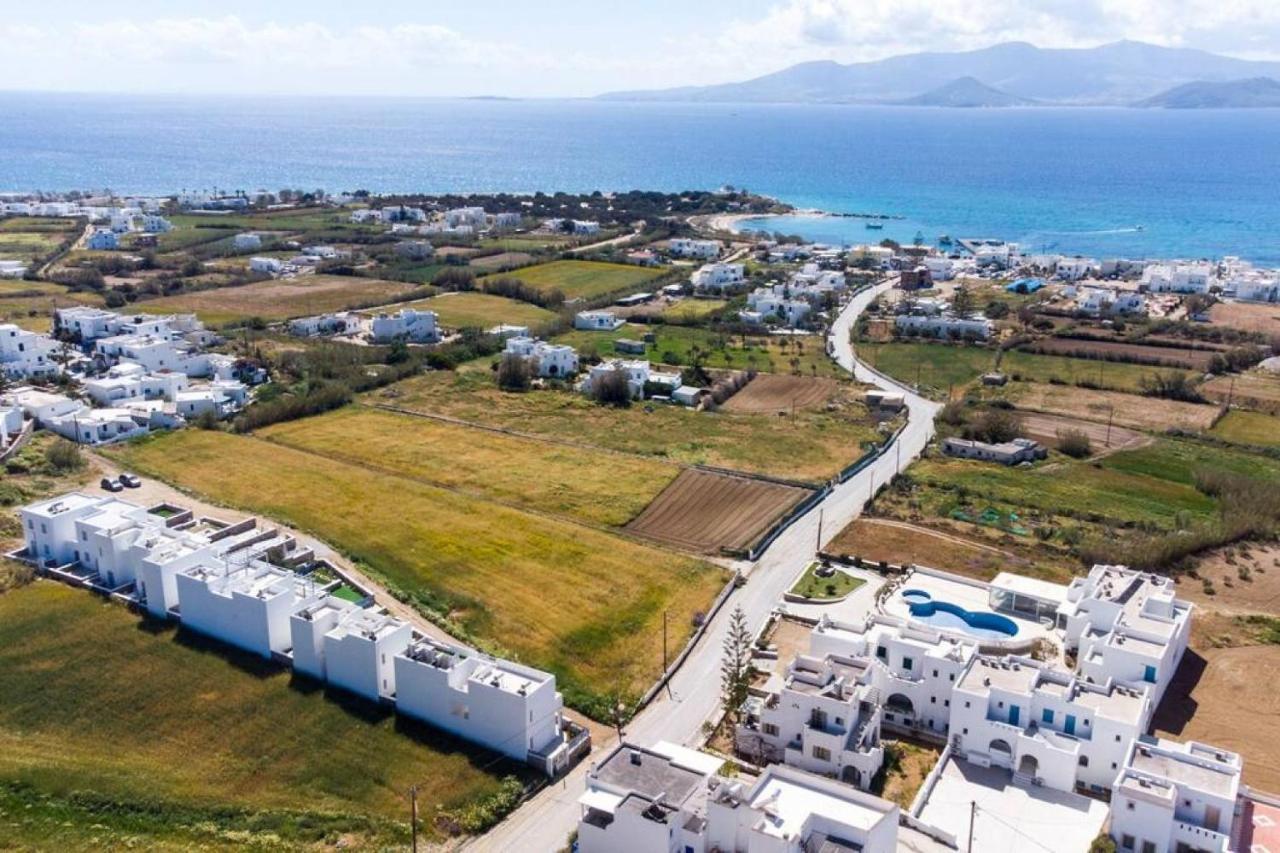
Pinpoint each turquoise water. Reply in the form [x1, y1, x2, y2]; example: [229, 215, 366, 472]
[2, 93, 1278, 262]
[901, 589, 1019, 640]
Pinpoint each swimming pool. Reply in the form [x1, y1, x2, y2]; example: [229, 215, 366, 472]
[900, 589, 1019, 640]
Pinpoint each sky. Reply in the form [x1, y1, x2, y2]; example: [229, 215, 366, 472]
[2, 0, 1280, 98]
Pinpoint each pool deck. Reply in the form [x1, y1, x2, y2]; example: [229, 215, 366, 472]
[882, 569, 1056, 648]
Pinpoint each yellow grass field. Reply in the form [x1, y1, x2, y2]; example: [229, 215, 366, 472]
[0, 582, 516, 848]
[365, 291, 556, 331]
[369, 370, 881, 483]
[136, 274, 414, 326]
[109, 429, 725, 712]
[260, 406, 679, 526]
[486, 259, 666, 300]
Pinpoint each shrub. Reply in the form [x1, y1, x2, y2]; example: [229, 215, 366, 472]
[44, 439, 84, 473]
[964, 407, 1024, 444]
[1057, 429, 1093, 459]
[1140, 371, 1206, 403]
[496, 354, 533, 392]
[592, 368, 633, 407]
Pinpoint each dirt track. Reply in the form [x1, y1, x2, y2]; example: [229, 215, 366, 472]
[626, 468, 810, 553]
[720, 374, 840, 414]
[1018, 411, 1146, 452]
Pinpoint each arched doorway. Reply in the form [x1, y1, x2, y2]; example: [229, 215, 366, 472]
[842, 766, 862, 787]
[1018, 754, 1039, 777]
[989, 738, 1013, 769]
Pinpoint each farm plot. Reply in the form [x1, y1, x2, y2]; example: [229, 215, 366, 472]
[720, 374, 841, 414]
[490, 259, 666, 301]
[1204, 371, 1280, 414]
[259, 406, 679, 527]
[1022, 338, 1217, 371]
[998, 382, 1219, 432]
[1211, 410, 1280, 447]
[372, 370, 881, 482]
[1018, 411, 1146, 453]
[372, 291, 557, 331]
[136, 274, 414, 326]
[0, 280, 103, 331]
[0, 582, 518, 849]
[468, 251, 535, 271]
[109, 429, 724, 713]
[1209, 300, 1280, 335]
[626, 468, 811, 553]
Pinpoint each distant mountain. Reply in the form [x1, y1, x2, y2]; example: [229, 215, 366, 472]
[600, 41, 1280, 107]
[898, 76, 1035, 107]
[1135, 77, 1280, 108]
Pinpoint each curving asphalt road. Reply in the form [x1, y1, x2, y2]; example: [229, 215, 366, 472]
[468, 276, 941, 852]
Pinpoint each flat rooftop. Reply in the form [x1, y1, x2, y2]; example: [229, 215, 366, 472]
[593, 745, 706, 806]
[748, 768, 893, 839]
[25, 492, 103, 517]
[991, 572, 1070, 605]
[958, 657, 1038, 695]
[1128, 744, 1240, 798]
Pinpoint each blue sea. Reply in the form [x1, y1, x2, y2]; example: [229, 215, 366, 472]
[2, 92, 1278, 263]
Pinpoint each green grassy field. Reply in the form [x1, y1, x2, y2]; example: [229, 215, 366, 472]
[0, 582, 520, 849]
[135, 274, 414, 326]
[1211, 410, 1280, 448]
[0, 281, 103, 332]
[789, 563, 865, 600]
[555, 323, 845, 379]
[488, 260, 665, 300]
[108, 429, 725, 714]
[660, 298, 729, 324]
[366, 369, 878, 482]
[260, 406, 679, 527]
[372, 291, 557, 331]
[855, 341, 1188, 396]
[0, 217, 79, 262]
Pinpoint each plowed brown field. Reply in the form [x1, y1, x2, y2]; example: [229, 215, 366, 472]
[720, 374, 840, 414]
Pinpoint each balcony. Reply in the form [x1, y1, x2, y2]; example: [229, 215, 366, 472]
[1172, 819, 1230, 852]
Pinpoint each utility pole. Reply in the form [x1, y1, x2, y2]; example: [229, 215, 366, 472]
[409, 785, 419, 853]
[896, 439, 901, 475]
[1227, 374, 1236, 408]
[968, 800, 976, 852]
[815, 507, 824, 554]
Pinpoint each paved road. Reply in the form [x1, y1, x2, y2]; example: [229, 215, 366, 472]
[470, 278, 942, 851]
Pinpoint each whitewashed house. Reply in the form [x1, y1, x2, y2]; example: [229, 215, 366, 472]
[572, 220, 601, 236]
[175, 562, 323, 659]
[349, 209, 383, 224]
[394, 638, 566, 765]
[746, 286, 812, 326]
[56, 306, 121, 341]
[573, 310, 625, 332]
[289, 312, 357, 338]
[290, 596, 357, 681]
[667, 238, 721, 259]
[0, 324, 61, 378]
[86, 228, 119, 250]
[941, 437, 1047, 465]
[504, 336, 578, 377]
[492, 211, 522, 230]
[1056, 257, 1100, 281]
[141, 214, 173, 233]
[579, 741, 900, 853]
[894, 313, 993, 341]
[0, 260, 27, 279]
[322, 609, 413, 702]
[233, 233, 262, 251]
[249, 256, 283, 275]
[921, 256, 955, 281]
[1109, 738, 1241, 853]
[691, 262, 745, 293]
[445, 206, 487, 229]
[1142, 263, 1215, 294]
[370, 309, 439, 344]
[582, 359, 664, 400]
[381, 205, 426, 224]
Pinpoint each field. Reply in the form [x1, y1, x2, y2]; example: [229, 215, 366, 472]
[1023, 338, 1217, 370]
[0, 582, 518, 849]
[370, 370, 880, 482]
[136, 274, 414, 325]
[1209, 300, 1280, 335]
[489, 260, 666, 300]
[1018, 411, 1146, 453]
[856, 342, 1187, 396]
[999, 383, 1219, 432]
[374, 291, 557, 331]
[1203, 370, 1280, 414]
[659, 298, 728, 324]
[259, 406, 679, 527]
[826, 518, 1075, 582]
[469, 251, 535, 271]
[720, 374, 841, 414]
[1153, 645, 1280, 791]
[0, 280, 103, 331]
[625, 469, 810, 553]
[1211, 410, 1280, 447]
[109, 429, 725, 712]
[557, 324, 846, 379]
[0, 217, 79, 263]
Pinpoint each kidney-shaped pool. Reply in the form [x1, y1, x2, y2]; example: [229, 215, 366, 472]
[900, 589, 1019, 640]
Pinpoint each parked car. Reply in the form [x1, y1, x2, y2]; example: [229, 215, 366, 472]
[100, 477, 123, 493]
[118, 473, 142, 488]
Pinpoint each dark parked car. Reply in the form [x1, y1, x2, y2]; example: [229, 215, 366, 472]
[100, 477, 123, 492]
[119, 473, 142, 488]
